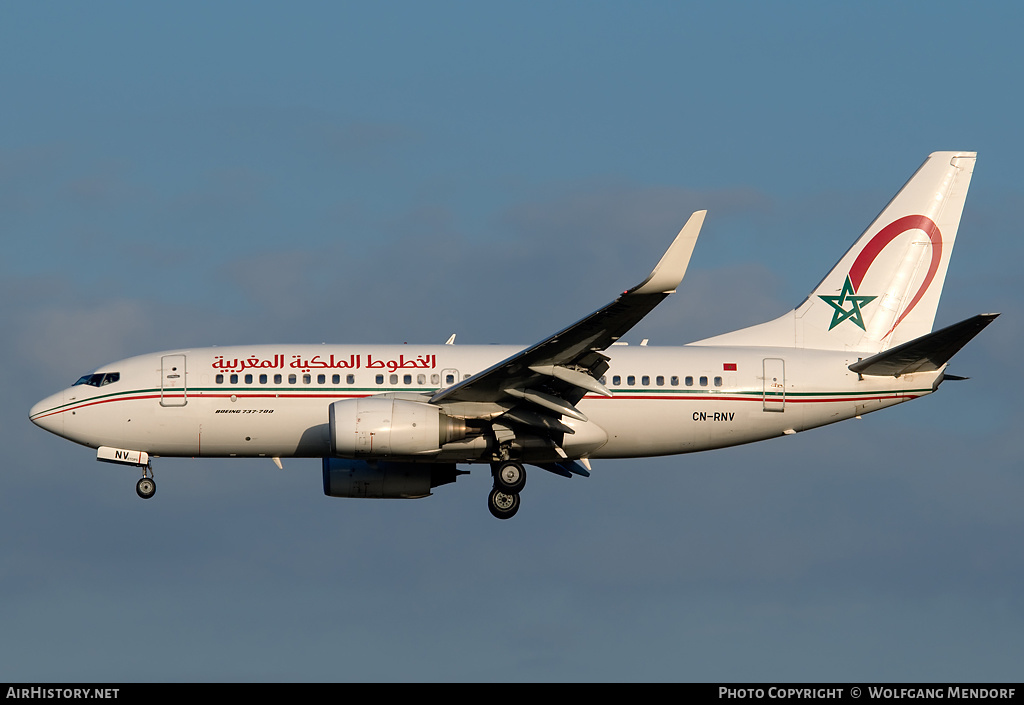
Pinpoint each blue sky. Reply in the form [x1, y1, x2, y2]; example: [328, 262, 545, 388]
[2, 2, 1022, 682]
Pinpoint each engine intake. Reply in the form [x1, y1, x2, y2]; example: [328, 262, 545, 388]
[329, 397, 468, 458]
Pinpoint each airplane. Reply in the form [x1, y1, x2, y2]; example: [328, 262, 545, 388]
[29, 151, 997, 520]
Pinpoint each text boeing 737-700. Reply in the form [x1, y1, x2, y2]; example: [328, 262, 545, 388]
[30, 152, 997, 519]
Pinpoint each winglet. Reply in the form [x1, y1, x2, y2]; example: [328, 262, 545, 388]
[628, 210, 706, 295]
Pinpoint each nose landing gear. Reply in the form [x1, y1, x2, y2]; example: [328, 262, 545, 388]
[135, 465, 156, 499]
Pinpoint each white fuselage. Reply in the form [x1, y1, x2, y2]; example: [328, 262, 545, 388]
[28, 343, 942, 463]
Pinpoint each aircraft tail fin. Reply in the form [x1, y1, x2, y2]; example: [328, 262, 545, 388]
[692, 152, 977, 353]
[798, 151, 976, 351]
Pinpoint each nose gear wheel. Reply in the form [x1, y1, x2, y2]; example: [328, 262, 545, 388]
[135, 464, 156, 499]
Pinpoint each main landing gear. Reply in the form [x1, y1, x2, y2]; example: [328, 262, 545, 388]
[488, 460, 526, 520]
[135, 465, 156, 499]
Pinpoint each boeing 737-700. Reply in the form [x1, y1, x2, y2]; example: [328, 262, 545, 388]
[30, 152, 996, 519]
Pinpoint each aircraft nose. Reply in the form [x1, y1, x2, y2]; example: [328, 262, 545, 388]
[29, 390, 65, 436]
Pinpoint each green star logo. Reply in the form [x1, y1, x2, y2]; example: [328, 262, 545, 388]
[819, 276, 876, 331]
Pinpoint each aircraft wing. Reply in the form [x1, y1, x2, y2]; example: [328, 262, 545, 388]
[430, 211, 706, 418]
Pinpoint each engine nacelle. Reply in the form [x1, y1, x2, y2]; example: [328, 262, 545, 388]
[322, 457, 462, 499]
[329, 397, 468, 458]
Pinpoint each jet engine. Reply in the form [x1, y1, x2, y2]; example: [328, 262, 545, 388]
[322, 457, 462, 499]
[329, 397, 468, 458]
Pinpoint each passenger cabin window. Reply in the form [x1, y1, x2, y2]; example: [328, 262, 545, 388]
[714, 376, 723, 387]
[700, 376, 708, 386]
[685, 376, 693, 386]
[612, 375, 621, 386]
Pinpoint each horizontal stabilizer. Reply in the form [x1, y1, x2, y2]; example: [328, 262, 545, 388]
[848, 313, 998, 377]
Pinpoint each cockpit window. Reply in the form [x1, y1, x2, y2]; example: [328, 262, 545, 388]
[73, 372, 120, 387]
[74, 374, 103, 387]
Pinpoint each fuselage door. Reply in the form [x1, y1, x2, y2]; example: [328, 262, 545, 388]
[161, 354, 188, 407]
[763, 358, 785, 412]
